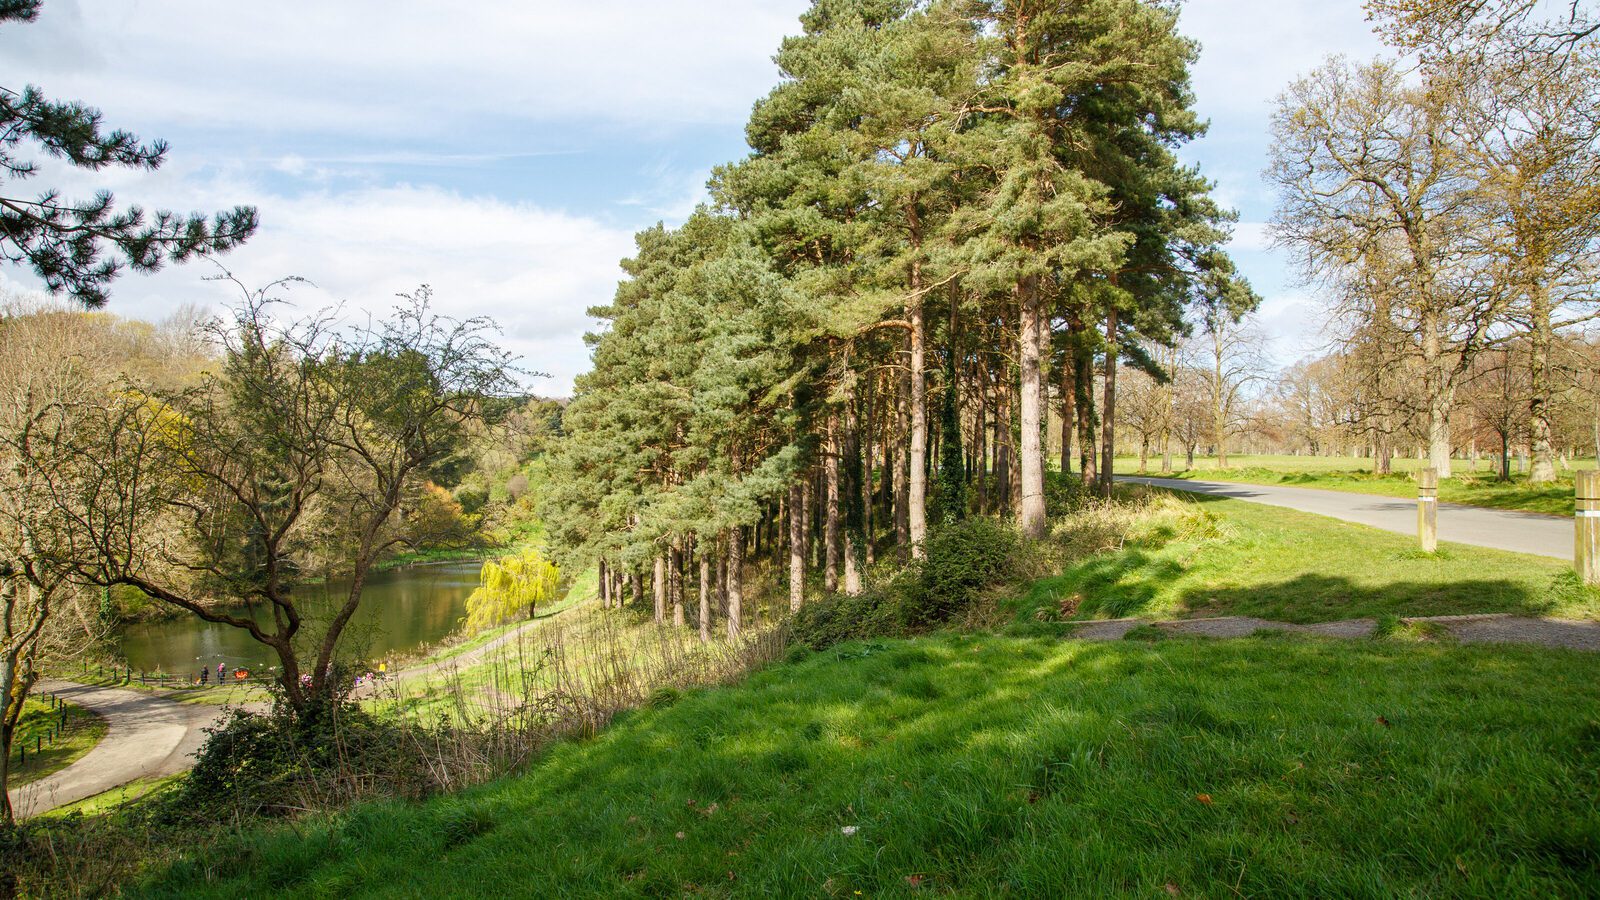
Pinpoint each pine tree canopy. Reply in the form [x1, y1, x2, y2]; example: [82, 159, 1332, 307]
[0, 1, 257, 307]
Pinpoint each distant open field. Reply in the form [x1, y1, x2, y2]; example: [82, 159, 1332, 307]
[1108, 454, 1592, 516]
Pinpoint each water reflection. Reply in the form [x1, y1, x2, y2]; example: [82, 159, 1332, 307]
[116, 561, 483, 675]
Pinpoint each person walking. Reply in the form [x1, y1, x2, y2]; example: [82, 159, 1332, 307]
[199, 666, 209, 685]
[218, 662, 227, 684]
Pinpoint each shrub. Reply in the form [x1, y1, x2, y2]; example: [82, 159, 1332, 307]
[909, 518, 1019, 626]
[791, 519, 1021, 649]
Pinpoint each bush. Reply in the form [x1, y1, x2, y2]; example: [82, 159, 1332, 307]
[910, 518, 1019, 625]
[791, 519, 1021, 650]
[168, 696, 427, 823]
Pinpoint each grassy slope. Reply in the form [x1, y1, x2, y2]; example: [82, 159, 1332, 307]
[1012, 494, 1597, 626]
[139, 633, 1600, 898]
[11, 699, 106, 787]
[1112, 454, 1582, 516]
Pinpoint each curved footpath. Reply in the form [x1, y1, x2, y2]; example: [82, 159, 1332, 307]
[1119, 476, 1572, 560]
[7, 680, 251, 820]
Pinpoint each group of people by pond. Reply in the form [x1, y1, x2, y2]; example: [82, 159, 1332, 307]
[197, 662, 250, 685]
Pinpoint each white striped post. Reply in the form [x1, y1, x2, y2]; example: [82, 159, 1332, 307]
[1418, 467, 1438, 553]
[1577, 471, 1600, 585]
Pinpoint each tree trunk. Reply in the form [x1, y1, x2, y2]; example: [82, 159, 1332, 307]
[1059, 339, 1075, 476]
[788, 481, 805, 612]
[725, 528, 743, 640]
[909, 293, 929, 559]
[670, 538, 684, 628]
[1528, 286, 1556, 483]
[976, 361, 990, 514]
[824, 423, 841, 593]
[894, 368, 911, 560]
[598, 559, 609, 609]
[652, 555, 666, 625]
[1099, 305, 1118, 497]
[1075, 343, 1097, 486]
[1018, 276, 1047, 538]
[698, 554, 711, 643]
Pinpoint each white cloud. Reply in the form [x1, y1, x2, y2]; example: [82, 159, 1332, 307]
[7, 159, 636, 396]
[1253, 291, 1334, 366]
[16, 1, 811, 137]
[1228, 222, 1273, 253]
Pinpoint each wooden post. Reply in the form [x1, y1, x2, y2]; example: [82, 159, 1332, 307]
[1418, 467, 1438, 553]
[1577, 471, 1600, 585]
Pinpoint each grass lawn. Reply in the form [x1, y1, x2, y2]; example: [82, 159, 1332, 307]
[10, 698, 106, 787]
[1011, 492, 1599, 626]
[1111, 454, 1587, 516]
[136, 632, 1600, 898]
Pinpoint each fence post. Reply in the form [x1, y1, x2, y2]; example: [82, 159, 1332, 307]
[1578, 471, 1600, 585]
[1417, 468, 1439, 552]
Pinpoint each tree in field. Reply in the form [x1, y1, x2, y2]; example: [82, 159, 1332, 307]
[465, 549, 560, 631]
[46, 282, 515, 716]
[0, 1, 256, 307]
[1196, 293, 1268, 468]
[1464, 49, 1600, 482]
[1270, 58, 1500, 478]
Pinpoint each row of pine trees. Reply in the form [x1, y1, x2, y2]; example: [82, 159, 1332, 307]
[541, 0, 1256, 634]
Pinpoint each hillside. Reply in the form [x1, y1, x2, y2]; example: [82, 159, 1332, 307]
[140, 632, 1600, 897]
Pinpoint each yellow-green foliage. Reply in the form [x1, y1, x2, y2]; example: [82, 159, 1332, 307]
[465, 550, 560, 632]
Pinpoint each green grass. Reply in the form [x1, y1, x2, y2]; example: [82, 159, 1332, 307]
[138, 632, 1600, 897]
[1113, 453, 1587, 516]
[37, 774, 185, 820]
[1011, 492, 1598, 626]
[10, 698, 106, 786]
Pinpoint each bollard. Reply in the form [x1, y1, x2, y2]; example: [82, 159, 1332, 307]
[1578, 471, 1600, 585]
[1418, 468, 1439, 552]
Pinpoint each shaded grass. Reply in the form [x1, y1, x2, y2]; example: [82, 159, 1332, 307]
[135, 633, 1600, 898]
[1113, 454, 1582, 516]
[10, 698, 106, 787]
[1012, 494, 1598, 627]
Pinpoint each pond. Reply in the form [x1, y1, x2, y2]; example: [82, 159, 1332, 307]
[115, 560, 484, 677]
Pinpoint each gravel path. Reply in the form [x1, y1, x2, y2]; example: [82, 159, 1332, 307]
[1068, 614, 1600, 651]
[1118, 476, 1572, 560]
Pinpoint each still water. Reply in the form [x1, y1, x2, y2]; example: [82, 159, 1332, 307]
[115, 561, 484, 676]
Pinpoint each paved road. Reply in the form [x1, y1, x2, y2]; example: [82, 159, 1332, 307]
[1120, 476, 1572, 561]
[7, 680, 239, 820]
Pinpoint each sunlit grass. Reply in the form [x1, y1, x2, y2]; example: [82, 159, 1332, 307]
[10, 698, 106, 787]
[1010, 492, 1598, 626]
[137, 632, 1600, 897]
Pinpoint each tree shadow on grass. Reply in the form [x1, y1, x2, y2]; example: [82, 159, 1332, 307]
[1174, 573, 1559, 624]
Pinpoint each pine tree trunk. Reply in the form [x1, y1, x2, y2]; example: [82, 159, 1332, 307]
[1018, 276, 1047, 538]
[788, 481, 805, 612]
[861, 386, 875, 566]
[598, 559, 609, 609]
[1100, 306, 1118, 497]
[1059, 339, 1075, 476]
[909, 295, 929, 559]
[698, 555, 711, 643]
[630, 572, 642, 610]
[976, 361, 990, 514]
[1075, 341, 1098, 487]
[725, 528, 743, 640]
[894, 369, 911, 560]
[824, 420, 841, 593]
[670, 538, 684, 628]
[652, 555, 666, 625]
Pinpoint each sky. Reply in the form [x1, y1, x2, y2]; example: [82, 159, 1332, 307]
[2, 0, 1383, 395]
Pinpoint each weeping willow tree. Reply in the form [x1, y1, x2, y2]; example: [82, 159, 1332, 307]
[465, 550, 561, 631]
